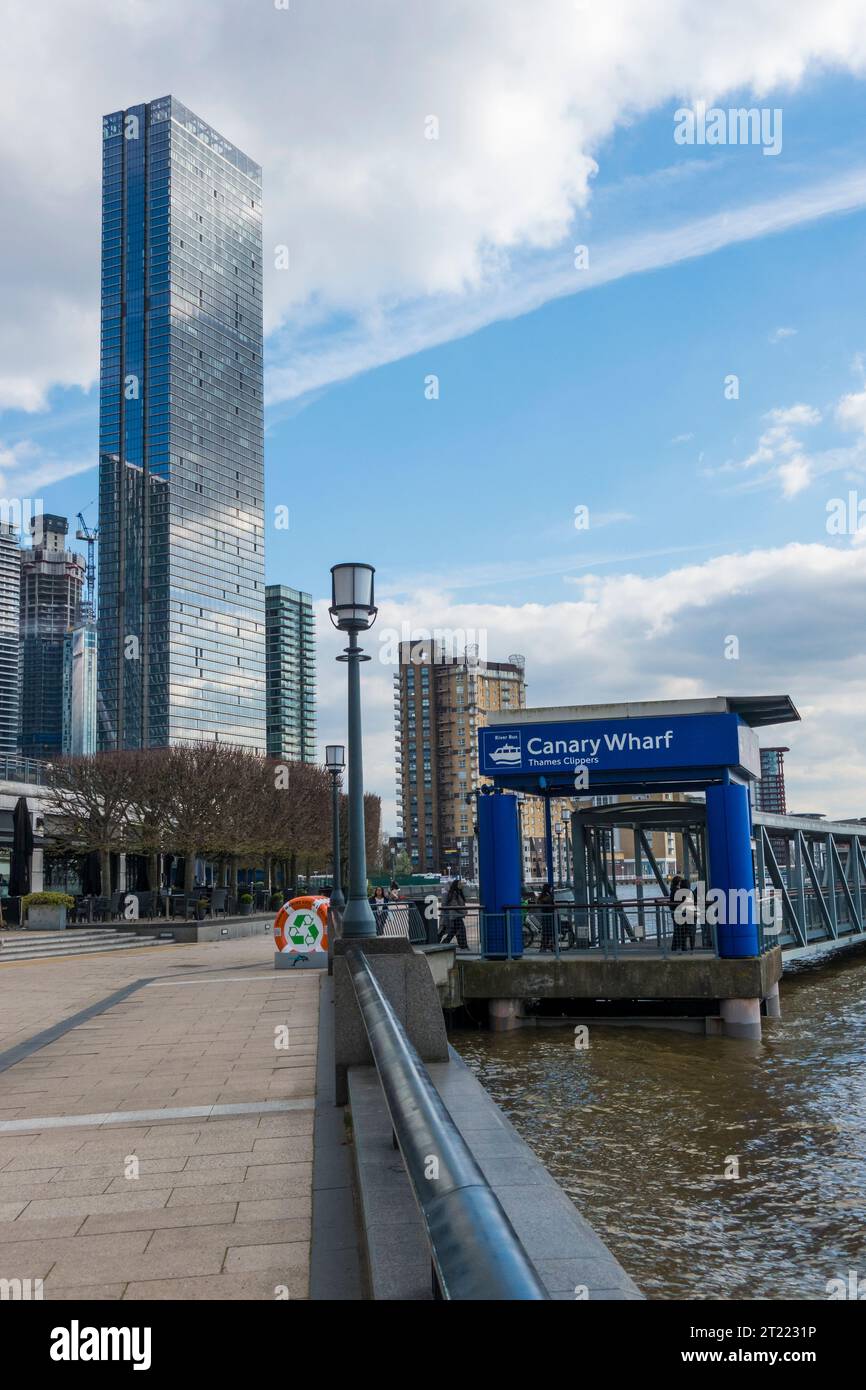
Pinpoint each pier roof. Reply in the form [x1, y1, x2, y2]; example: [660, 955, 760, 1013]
[490, 694, 799, 729]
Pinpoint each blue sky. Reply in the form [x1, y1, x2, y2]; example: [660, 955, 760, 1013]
[4, 1, 866, 823]
[17, 73, 866, 606]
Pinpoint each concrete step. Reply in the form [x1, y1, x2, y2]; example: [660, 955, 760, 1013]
[0, 930, 172, 961]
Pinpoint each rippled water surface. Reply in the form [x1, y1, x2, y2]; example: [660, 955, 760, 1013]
[452, 949, 866, 1299]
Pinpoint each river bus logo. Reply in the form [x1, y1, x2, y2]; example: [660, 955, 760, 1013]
[488, 732, 522, 767]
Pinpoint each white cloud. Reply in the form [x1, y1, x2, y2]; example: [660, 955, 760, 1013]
[836, 386, 866, 432]
[769, 326, 797, 343]
[3, 1, 866, 409]
[0, 438, 94, 502]
[723, 402, 823, 495]
[316, 540, 866, 829]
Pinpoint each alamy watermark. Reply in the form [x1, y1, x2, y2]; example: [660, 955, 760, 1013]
[674, 101, 782, 157]
[0, 498, 45, 540]
[378, 624, 488, 666]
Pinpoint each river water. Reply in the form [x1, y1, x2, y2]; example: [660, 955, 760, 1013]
[452, 946, 866, 1300]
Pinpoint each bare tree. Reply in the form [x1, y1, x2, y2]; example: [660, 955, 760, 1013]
[49, 752, 138, 893]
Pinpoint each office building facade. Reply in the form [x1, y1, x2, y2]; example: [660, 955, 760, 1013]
[0, 525, 20, 756]
[98, 96, 265, 752]
[265, 585, 316, 763]
[19, 515, 85, 759]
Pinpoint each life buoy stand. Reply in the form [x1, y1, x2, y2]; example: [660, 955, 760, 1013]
[274, 895, 329, 954]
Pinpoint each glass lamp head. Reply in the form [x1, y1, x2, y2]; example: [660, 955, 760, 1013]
[325, 744, 345, 773]
[329, 563, 377, 631]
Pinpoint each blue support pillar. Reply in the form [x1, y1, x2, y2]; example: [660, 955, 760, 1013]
[706, 782, 760, 958]
[478, 793, 523, 958]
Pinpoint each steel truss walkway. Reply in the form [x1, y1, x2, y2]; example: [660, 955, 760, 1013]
[573, 801, 866, 958]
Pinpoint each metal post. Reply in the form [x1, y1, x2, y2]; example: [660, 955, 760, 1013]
[633, 825, 645, 939]
[330, 771, 345, 913]
[342, 630, 376, 937]
[543, 795, 554, 887]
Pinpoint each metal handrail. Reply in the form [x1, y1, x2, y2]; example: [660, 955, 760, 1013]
[345, 946, 549, 1301]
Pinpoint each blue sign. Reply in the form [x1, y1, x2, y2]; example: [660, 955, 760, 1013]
[479, 713, 758, 780]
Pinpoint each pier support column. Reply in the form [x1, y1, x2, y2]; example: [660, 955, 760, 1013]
[720, 996, 762, 1040]
[478, 792, 523, 958]
[705, 782, 760, 958]
[764, 981, 782, 1019]
[489, 999, 525, 1032]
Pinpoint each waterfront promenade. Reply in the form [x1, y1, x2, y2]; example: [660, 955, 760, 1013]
[0, 938, 317, 1300]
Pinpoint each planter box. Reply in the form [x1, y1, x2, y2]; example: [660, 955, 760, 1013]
[27, 906, 68, 931]
[239, 903, 252, 916]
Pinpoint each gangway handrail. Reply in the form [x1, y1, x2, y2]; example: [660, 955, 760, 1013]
[345, 945, 550, 1301]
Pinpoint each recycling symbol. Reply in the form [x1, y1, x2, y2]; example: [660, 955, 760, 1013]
[289, 911, 321, 949]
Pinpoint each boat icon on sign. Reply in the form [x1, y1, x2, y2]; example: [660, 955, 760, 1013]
[490, 743, 521, 766]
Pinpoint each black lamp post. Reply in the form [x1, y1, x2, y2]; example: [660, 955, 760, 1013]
[555, 822, 564, 888]
[325, 744, 346, 913]
[562, 808, 572, 890]
[329, 563, 377, 938]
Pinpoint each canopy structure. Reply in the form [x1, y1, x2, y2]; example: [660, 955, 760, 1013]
[478, 695, 799, 797]
[474, 696, 800, 960]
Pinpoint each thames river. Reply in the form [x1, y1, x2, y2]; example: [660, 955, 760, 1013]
[453, 946, 866, 1300]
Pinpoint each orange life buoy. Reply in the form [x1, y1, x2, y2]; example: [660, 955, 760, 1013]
[274, 895, 329, 954]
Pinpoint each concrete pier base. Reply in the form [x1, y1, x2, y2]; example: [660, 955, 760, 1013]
[765, 981, 782, 1019]
[720, 996, 762, 1040]
[488, 998, 525, 1032]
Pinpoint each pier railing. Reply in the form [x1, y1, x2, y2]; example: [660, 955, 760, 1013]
[430, 896, 787, 958]
[345, 945, 550, 1300]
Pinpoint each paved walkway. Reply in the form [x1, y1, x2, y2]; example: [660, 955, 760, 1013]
[0, 937, 319, 1299]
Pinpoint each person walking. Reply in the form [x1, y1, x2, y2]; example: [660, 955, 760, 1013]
[439, 876, 468, 949]
[369, 884, 388, 936]
[537, 882, 556, 951]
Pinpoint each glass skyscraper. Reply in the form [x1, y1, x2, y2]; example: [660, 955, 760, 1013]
[265, 586, 316, 763]
[98, 96, 266, 751]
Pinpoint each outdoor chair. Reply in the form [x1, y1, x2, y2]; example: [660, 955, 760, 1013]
[92, 896, 111, 922]
[108, 890, 125, 920]
[211, 887, 228, 917]
[135, 891, 157, 919]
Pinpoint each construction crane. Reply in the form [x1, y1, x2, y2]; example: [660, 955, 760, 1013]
[75, 510, 98, 619]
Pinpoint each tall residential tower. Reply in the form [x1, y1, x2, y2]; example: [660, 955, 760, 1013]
[265, 585, 316, 763]
[98, 96, 266, 751]
[0, 525, 20, 756]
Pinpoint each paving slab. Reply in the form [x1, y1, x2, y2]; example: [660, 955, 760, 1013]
[0, 937, 319, 1300]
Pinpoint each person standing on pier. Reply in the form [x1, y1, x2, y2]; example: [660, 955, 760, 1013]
[537, 882, 556, 951]
[439, 876, 468, 948]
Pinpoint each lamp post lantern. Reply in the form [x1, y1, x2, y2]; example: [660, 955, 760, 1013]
[329, 564, 378, 938]
[325, 744, 346, 913]
[555, 821, 564, 888]
[562, 808, 572, 890]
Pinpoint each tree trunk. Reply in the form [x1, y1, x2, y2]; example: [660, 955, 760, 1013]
[148, 853, 159, 892]
[183, 855, 195, 893]
[100, 849, 111, 897]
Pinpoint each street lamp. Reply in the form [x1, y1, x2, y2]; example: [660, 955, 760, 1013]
[325, 744, 346, 913]
[330, 563, 378, 937]
[515, 793, 526, 885]
[562, 808, 572, 889]
[555, 821, 564, 888]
